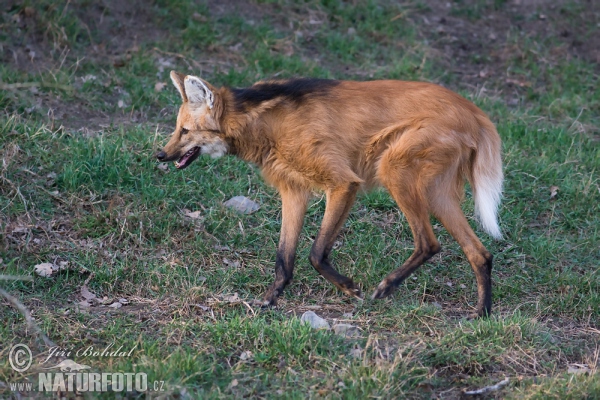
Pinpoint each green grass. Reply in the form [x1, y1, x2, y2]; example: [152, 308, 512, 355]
[1, 0, 599, 398]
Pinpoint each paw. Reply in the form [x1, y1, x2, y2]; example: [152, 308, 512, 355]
[468, 308, 491, 320]
[342, 286, 363, 300]
[467, 312, 480, 320]
[261, 289, 280, 308]
[336, 277, 363, 300]
[371, 279, 397, 300]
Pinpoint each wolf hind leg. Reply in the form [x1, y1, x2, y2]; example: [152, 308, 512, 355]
[371, 168, 441, 299]
[430, 198, 493, 318]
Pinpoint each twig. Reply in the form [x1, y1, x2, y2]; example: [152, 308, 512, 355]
[464, 377, 510, 396]
[0, 82, 73, 92]
[0, 287, 56, 348]
[0, 275, 33, 282]
[1, 176, 31, 222]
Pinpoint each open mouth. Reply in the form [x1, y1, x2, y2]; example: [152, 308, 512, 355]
[174, 147, 200, 169]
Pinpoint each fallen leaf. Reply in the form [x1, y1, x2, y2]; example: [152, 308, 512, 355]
[108, 302, 122, 309]
[157, 163, 169, 172]
[117, 100, 125, 108]
[223, 258, 241, 268]
[154, 82, 166, 92]
[34, 263, 55, 277]
[224, 293, 241, 303]
[81, 285, 97, 301]
[192, 12, 207, 22]
[183, 210, 202, 219]
[118, 298, 129, 305]
[12, 226, 29, 234]
[505, 78, 532, 87]
[240, 351, 253, 361]
[549, 185, 559, 199]
[230, 379, 238, 388]
[567, 364, 590, 374]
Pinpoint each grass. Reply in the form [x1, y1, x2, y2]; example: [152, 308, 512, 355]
[1, 0, 599, 398]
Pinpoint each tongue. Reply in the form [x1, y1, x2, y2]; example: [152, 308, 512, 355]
[175, 147, 199, 169]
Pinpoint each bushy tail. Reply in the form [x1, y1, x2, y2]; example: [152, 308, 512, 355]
[472, 127, 503, 239]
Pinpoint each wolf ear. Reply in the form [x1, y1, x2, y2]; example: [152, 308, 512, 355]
[184, 75, 214, 109]
[170, 71, 188, 102]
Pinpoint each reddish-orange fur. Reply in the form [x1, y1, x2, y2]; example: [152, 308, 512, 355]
[158, 72, 503, 317]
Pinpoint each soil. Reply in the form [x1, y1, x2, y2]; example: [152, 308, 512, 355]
[1, 0, 598, 130]
[416, 0, 600, 89]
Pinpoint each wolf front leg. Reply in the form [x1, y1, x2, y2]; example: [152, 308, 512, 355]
[309, 183, 362, 299]
[262, 187, 309, 306]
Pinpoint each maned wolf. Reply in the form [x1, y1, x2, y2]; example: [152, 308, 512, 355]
[157, 71, 503, 318]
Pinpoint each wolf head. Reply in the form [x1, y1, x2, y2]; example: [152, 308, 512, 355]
[156, 71, 228, 169]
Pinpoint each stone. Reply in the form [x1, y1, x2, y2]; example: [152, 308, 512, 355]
[332, 323, 360, 338]
[300, 311, 330, 330]
[223, 196, 260, 214]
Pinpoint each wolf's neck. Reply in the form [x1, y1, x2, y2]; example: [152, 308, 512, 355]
[220, 91, 275, 167]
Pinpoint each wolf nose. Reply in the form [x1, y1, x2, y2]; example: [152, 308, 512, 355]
[156, 151, 167, 161]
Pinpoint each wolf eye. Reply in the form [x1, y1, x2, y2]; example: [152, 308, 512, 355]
[180, 128, 189, 135]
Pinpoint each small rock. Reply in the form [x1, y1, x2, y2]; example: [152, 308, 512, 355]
[118, 298, 129, 305]
[332, 323, 360, 338]
[333, 324, 360, 338]
[239, 350, 253, 361]
[300, 311, 330, 330]
[223, 196, 260, 214]
[78, 300, 91, 308]
[108, 302, 122, 309]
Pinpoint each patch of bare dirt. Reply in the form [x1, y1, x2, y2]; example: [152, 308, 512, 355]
[1, 0, 173, 130]
[2, 0, 165, 73]
[414, 0, 600, 89]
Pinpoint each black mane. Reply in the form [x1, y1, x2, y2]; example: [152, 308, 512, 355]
[232, 78, 339, 110]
